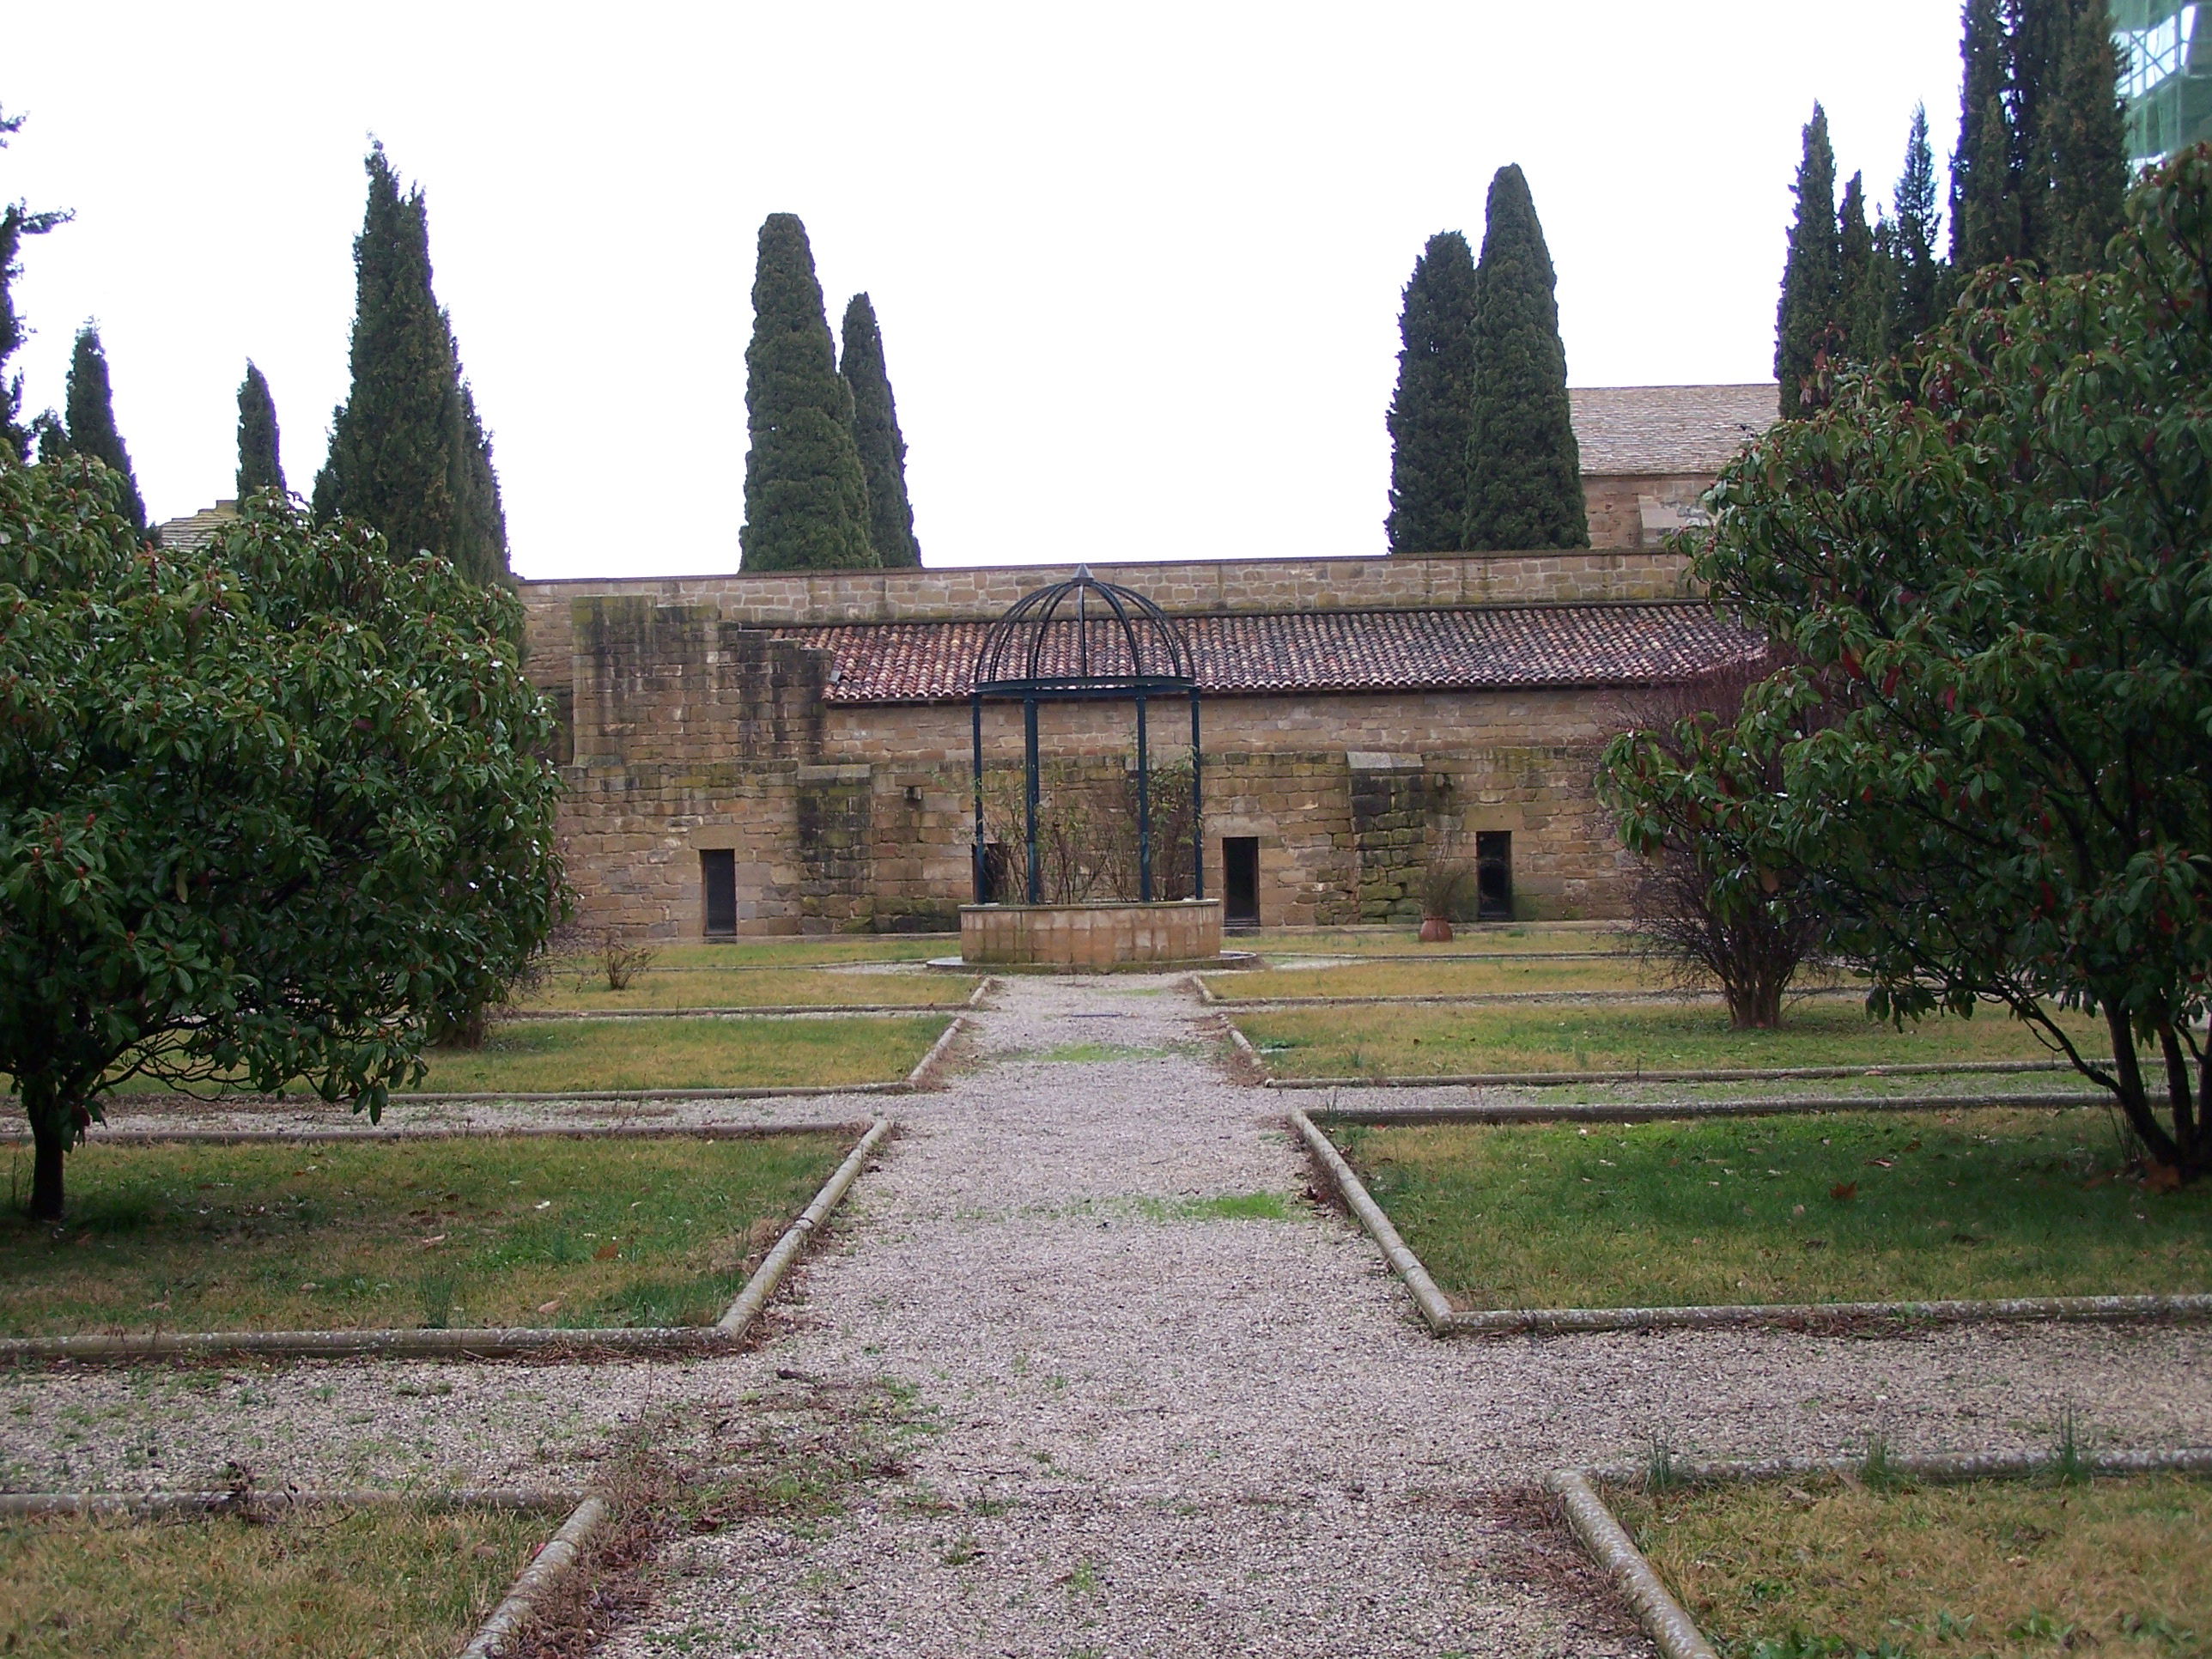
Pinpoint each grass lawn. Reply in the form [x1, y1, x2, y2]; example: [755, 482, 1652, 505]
[1332, 1107, 2212, 1308]
[1607, 1472, 2211, 1657]
[0, 1133, 850, 1334]
[1208, 956, 1667, 1000]
[592, 937, 950, 970]
[0, 1504, 544, 1659]
[1258, 924, 1623, 958]
[1241, 999, 2098, 1078]
[66, 1013, 952, 1100]
[518, 965, 975, 1013]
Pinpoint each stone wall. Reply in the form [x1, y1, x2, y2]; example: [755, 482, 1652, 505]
[544, 568, 1659, 939]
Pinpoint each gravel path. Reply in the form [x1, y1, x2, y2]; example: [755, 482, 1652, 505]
[5, 973, 2210, 1656]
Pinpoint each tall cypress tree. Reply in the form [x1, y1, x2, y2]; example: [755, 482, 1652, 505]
[1384, 230, 1480, 555]
[1775, 105, 1840, 419]
[839, 293, 921, 568]
[313, 143, 508, 584]
[235, 361, 286, 498]
[1893, 105, 1946, 340]
[2045, 0, 2128, 271]
[1838, 173, 1892, 366]
[0, 107, 68, 465]
[738, 214, 875, 573]
[1461, 167, 1585, 551]
[63, 326, 146, 532]
[1952, 0, 2024, 268]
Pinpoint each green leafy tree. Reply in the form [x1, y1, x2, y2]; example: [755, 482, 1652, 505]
[62, 325, 145, 532]
[839, 292, 921, 568]
[313, 143, 508, 584]
[739, 214, 875, 573]
[1892, 104, 1947, 339]
[1462, 167, 1585, 550]
[0, 460, 567, 1218]
[1615, 146, 2212, 1179]
[1838, 172, 1892, 366]
[235, 360, 285, 498]
[1599, 653, 1832, 1030]
[1775, 105, 1841, 418]
[1384, 230, 1480, 555]
[0, 106, 68, 465]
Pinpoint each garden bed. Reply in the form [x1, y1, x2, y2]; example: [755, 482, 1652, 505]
[1241, 1000, 2099, 1079]
[1322, 1106, 2212, 1311]
[0, 1499, 548, 1659]
[0, 1132, 853, 1337]
[1605, 1468, 2211, 1657]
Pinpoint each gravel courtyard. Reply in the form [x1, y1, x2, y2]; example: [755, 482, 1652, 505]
[6, 973, 2209, 1656]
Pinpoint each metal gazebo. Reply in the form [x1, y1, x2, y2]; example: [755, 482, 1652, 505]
[969, 568, 1203, 905]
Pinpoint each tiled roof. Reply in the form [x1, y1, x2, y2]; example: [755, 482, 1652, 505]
[152, 500, 240, 550]
[776, 604, 1762, 703]
[1570, 384, 1778, 475]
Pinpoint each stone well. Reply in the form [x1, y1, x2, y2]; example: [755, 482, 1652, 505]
[957, 899, 1225, 970]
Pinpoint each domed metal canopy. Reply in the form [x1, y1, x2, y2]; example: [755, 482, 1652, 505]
[972, 566, 1196, 698]
[969, 568, 1204, 907]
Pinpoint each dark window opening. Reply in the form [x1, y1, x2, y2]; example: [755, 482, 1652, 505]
[1223, 836, 1260, 927]
[1474, 831, 1513, 921]
[702, 849, 737, 936]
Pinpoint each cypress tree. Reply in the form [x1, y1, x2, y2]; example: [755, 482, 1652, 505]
[235, 361, 286, 498]
[0, 108, 68, 464]
[1775, 105, 1840, 419]
[1893, 105, 1946, 339]
[313, 143, 508, 584]
[1952, 0, 2024, 268]
[1838, 173, 1892, 366]
[1461, 166, 1586, 551]
[738, 214, 875, 573]
[1384, 231, 1480, 555]
[839, 292, 921, 568]
[2045, 0, 2128, 271]
[64, 326, 146, 532]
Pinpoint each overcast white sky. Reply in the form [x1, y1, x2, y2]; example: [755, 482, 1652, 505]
[9, 3, 1962, 580]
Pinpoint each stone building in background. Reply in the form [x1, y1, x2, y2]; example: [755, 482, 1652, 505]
[520, 385, 1774, 938]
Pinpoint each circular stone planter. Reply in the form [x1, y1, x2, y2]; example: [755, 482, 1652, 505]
[946, 899, 1246, 971]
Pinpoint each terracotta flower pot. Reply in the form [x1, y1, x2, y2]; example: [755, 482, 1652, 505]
[1419, 916, 1454, 943]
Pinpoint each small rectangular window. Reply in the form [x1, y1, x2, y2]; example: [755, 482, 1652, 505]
[701, 849, 736, 936]
[1474, 831, 1513, 921]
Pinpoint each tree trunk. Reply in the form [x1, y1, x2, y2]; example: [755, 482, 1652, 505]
[21, 1079, 69, 1223]
[2105, 1009, 2186, 1170]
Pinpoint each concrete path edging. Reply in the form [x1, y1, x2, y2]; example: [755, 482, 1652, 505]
[1551, 1446, 2212, 1659]
[0, 1121, 876, 1148]
[1291, 1105, 2212, 1339]
[0, 1117, 892, 1365]
[1294, 1091, 2106, 1121]
[1262, 1057, 2098, 1089]
[1546, 1469, 1717, 1659]
[905, 1014, 974, 1089]
[0, 1486, 581, 1517]
[493, 975, 994, 1024]
[459, 1492, 610, 1659]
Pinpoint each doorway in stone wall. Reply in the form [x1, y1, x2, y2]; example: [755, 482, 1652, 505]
[1474, 831, 1513, 921]
[702, 849, 737, 937]
[1223, 837, 1260, 928]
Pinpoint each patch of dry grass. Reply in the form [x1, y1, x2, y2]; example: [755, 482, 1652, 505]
[0, 1503, 545, 1659]
[1258, 924, 1623, 958]
[1606, 1471, 2210, 1656]
[0, 1133, 850, 1334]
[1241, 999, 2099, 1079]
